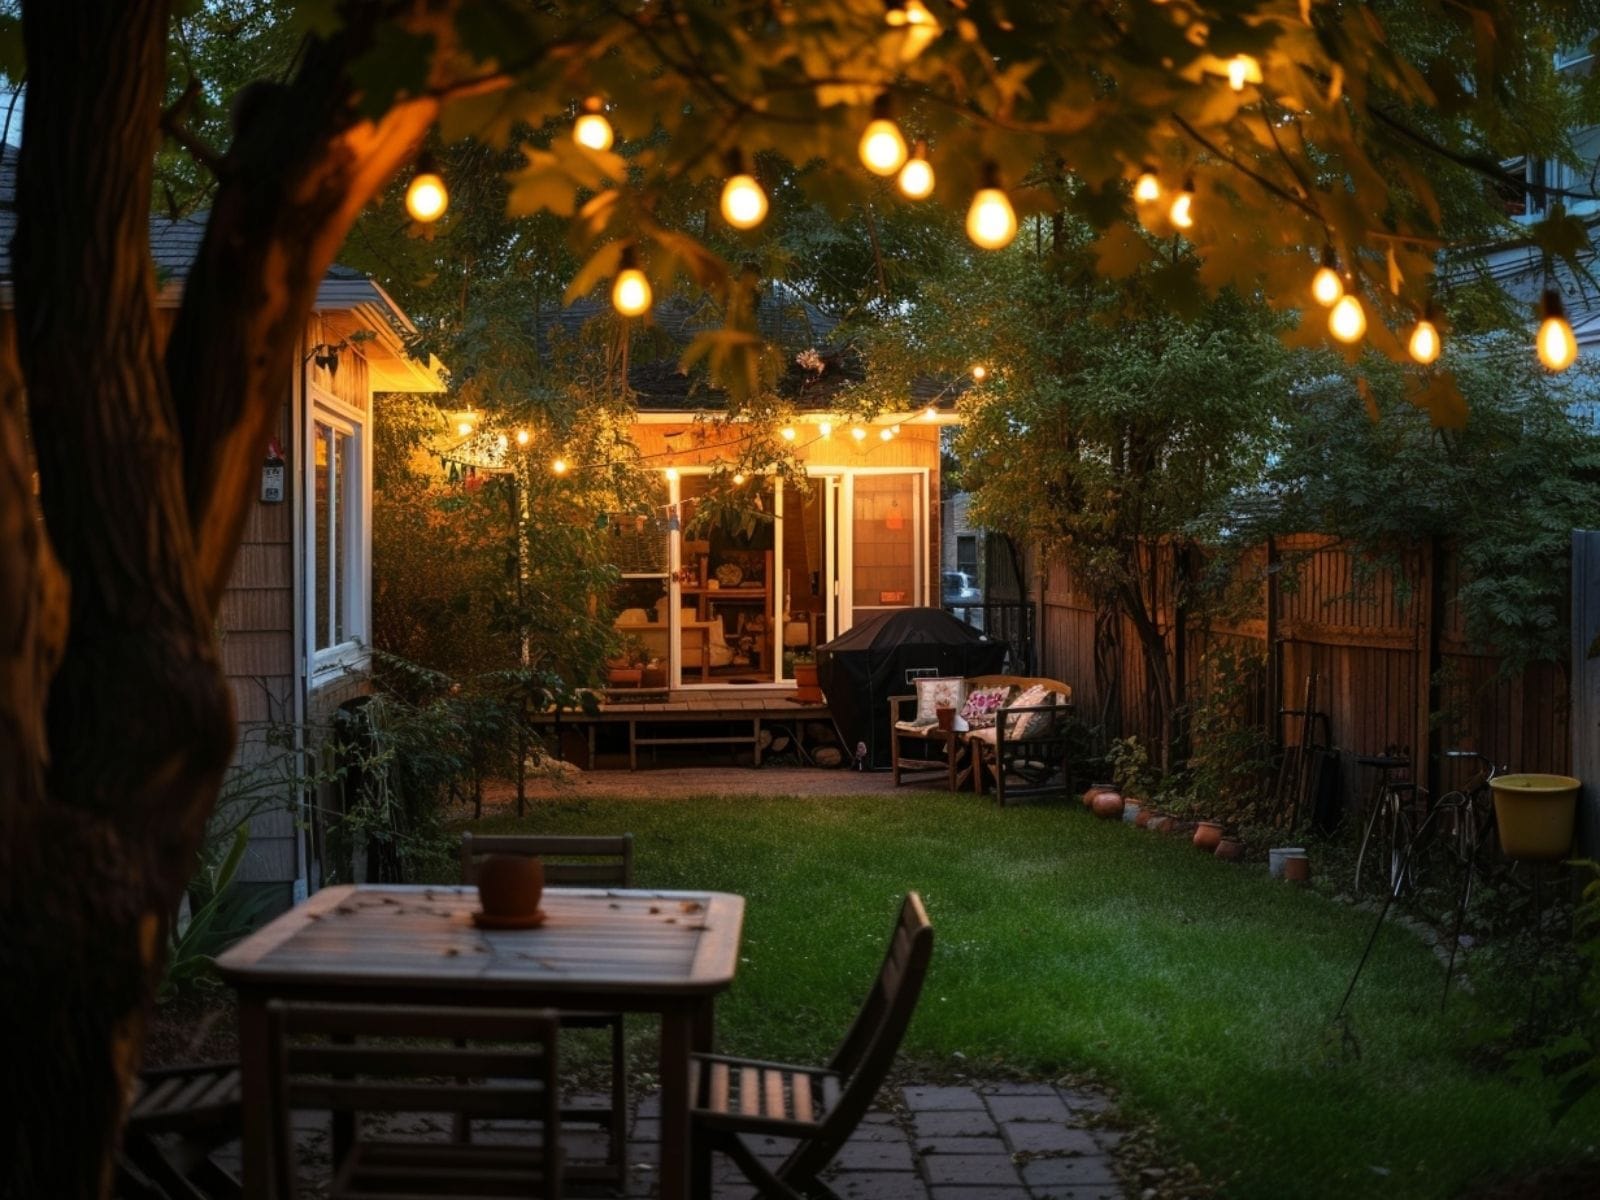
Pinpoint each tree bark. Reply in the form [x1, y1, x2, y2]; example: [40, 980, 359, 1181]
[0, 4, 440, 1195]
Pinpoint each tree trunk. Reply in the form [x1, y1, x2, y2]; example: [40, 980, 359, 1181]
[1, 4, 441, 1194]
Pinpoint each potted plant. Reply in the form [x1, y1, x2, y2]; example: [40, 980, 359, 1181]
[607, 636, 648, 687]
[791, 652, 823, 702]
[1489, 773, 1582, 860]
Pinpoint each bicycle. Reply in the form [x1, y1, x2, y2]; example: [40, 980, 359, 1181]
[1352, 750, 1421, 899]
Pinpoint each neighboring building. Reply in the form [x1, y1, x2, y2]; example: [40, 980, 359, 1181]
[0, 147, 445, 901]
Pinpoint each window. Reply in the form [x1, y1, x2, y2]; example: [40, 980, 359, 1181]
[307, 391, 367, 674]
[956, 534, 979, 578]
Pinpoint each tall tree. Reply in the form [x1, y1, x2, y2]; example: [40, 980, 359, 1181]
[4, 2, 1600, 1193]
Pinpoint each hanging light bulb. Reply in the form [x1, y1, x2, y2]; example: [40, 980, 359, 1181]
[573, 97, 615, 151]
[1538, 290, 1578, 371]
[967, 162, 1017, 250]
[1311, 245, 1343, 307]
[515, 430, 531, 446]
[818, 420, 833, 437]
[665, 466, 679, 481]
[851, 425, 868, 441]
[780, 425, 797, 442]
[1133, 167, 1162, 205]
[405, 152, 448, 222]
[1169, 178, 1196, 230]
[456, 417, 474, 437]
[732, 471, 746, 485]
[859, 95, 909, 176]
[1408, 311, 1442, 365]
[551, 457, 569, 475]
[1227, 54, 1262, 91]
[923, 405, 938, 420]
[972, 365, 987, 381]
[879, 427, 894, 442]
[898, 142, 935, 200]
[611, 246, 652, 317]
[1329, 293, 1367, 344]
[720, 152, 769, 230]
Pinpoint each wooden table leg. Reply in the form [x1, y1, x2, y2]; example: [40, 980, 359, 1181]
[238, 993, 272, 1200]
[690, 999, 715, 1197]
[658, 1009, 694, 1200]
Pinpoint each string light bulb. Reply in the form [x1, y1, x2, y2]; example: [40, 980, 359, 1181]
[859, 96, 908, 176]
[1329, 293, 1367, 344]
[923, 405, 938, 420]
[1169, 178, 1196, 230]
[972, 365, 987, 381]
[1408, 312, 1442, 365]
[665, 467, 679, 481]
[1311, 245, 1343, 307]
[1227, 54, 1262, 91]
[551, 458, 569, 475]
[456, 419, 474, 436]
[720, 152, 769, 230]
[573, 97, 614, 151]
[780, 426, 797, 442]
[732, 471, 746, 485]
[1133, 168, 1161, 204]
[818, 421, 833, 437]
[611, 246, 652, 317]
[851, 425, 868, 441]
[515, 430, 531, 446]
[405, 152, 448, 223]
[967, 162, 1017, 250]
[898, 142, 935, 200]
[879, 427, 894, 442]
[1538, 290, 1578, 371]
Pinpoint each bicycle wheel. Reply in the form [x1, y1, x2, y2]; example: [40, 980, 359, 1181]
[1384, 789, 1412, 898]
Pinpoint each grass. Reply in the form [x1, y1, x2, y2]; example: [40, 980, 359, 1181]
[452, 792, 1596, 1199]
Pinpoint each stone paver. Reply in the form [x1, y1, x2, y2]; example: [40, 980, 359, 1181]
[257, 1079, 1134, 1199]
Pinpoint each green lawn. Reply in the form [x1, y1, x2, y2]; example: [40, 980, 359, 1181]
[454, 793, 1594, 1199]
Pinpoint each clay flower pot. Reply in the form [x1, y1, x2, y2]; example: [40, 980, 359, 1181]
[1083, 782, 1119, 811]
[1147, 814, 1175, 833]
[476, 854, 545, 919]
[1092, 790, 1126, 821]
[1214, 837, 1246, 862]
[936, 706, 956, 732]
[1193, 820, 1224, 851]
[1134, 807, 1153, 828]
[1283, 854, 1311, 884]
[793, 662, 823, 703]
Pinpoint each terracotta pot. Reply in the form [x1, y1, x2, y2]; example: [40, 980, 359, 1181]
[1268, 847, 1306, 879]
[1283, 854, 1311, 884]
[1192, 820, 1224, 851]
[476, 854, 544, 918]
[640, 665, 667, 689]
[607, 667, 642, 687]
[1214, 837, 1246, 862]
[1092, 790, 1126, 821]
[1147, 814, 1175, 833]
[793, 662, 823, 703]
[1083, 782, 1119, 811]
[1490, 774, 1581, 861]
[1122, 800, 1143, 824]
[1134, 807, 1153, 828]
[936, 706, 956, 732]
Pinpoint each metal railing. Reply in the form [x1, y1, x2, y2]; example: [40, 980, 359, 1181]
[943, 600, 1036, 675]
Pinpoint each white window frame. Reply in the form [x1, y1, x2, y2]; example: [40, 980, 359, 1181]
[304, 384, 370, 685]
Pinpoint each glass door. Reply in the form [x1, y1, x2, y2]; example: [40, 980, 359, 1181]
[676, 473, 775, 685]
[847, 471, 925, 629]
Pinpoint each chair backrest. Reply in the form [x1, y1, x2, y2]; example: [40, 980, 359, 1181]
[795, 893, 933, 1176]
[460, 832, 634, 888]
[265, 1002, 561, 1200]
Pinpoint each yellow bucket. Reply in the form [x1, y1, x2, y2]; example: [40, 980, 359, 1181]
[1490, 774, 1580, 861]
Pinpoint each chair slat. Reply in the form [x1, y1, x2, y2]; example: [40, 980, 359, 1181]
[738, 1066, 760, 1116]
[292, 1080, 547, 1118]
[709, 1061, 731, 1114]
[821, 1073, 842, 1114]
[763, 1068, 786, 1120]
[792, 1072, 814, 1123]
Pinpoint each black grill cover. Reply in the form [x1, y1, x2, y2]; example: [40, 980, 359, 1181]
[817, 608, 1009, 769]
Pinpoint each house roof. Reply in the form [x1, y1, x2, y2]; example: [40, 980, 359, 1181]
[0, 145, 444, 392]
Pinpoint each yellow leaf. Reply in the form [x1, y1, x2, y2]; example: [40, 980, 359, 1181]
[564, 242, 626, 305]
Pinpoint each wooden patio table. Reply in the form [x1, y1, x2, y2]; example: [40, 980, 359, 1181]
[215, 883, 745, 1200]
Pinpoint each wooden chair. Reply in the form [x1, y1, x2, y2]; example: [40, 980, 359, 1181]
[460, 831, 632, 1184]
[968, 678, 1074, 806]
[887, 694, 970, 791]
[690, 893, 934, 1200]
[266, 1001, 561, 1200]
[117, 1062, 242, 1199]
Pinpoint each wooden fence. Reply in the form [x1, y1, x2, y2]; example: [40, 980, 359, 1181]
[1026, 534, 1571, 811]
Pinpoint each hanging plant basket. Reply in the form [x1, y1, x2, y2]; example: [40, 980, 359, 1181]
[1490, 774, 1580, 861]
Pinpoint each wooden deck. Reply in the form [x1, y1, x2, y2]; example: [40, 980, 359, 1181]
[532, 688, 840, 770]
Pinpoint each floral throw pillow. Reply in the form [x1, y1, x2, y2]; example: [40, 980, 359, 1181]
[914, 677, 968, 725]
[960, 685, 1012, 730]
[1005, 685, 1057, 739]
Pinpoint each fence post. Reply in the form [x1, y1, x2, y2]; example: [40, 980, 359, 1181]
[1572, 530, 1600, 855]
[1415, 537, 1442, 799]
[1265, 536, 1281, 754]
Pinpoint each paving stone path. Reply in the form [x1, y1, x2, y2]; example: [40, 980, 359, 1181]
[623, 1081, 1128, 1199]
